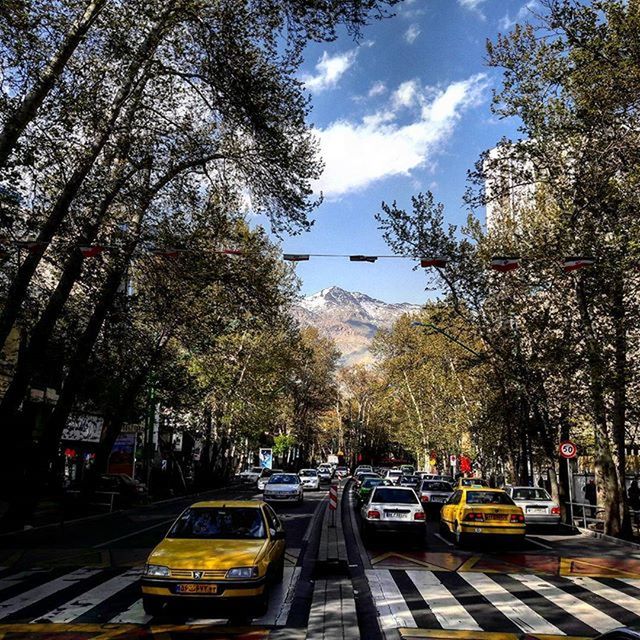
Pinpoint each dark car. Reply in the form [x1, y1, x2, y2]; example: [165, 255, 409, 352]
[97, 473, 146, 506]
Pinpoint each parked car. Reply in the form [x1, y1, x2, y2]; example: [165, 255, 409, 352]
[238, 466, 264, 483]
[299, 469, 320, 490]
[141, 500, 285, 616]
[505, 486, 561, 526]
[257, 469, 283, 491]
[97, 473, 145, 505]
[360, 486, 426, 540]
[263, 474, 304, 504]
[418, 480, 454, 510]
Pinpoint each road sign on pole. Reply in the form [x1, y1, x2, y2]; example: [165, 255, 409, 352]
[559, 441, 577, 459]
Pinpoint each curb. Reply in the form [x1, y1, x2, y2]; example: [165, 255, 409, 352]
[577, 526, 640, 549]
[0, 484, 238, 538]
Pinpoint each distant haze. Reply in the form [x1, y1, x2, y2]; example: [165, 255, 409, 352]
[293, 286, 422, 366]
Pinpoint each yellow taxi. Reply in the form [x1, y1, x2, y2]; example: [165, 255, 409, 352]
[141, 500, 286, 616]
[455, 477, 490, 489]
[440, 488, 525, 546]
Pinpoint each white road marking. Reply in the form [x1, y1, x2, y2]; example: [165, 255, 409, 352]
[433, 533, 454, 547]
[526, 537, 553, 550]
[0, 570, 47, 593]
[568, 576, 640, 616]
[256, 566, 300, 626]
[108, 599, 151, 624]
[459, 572, 561, 635]
[365, 569, 416, 630]
[407, 570, 481, 631]
[34, 569, 141, 623]
[512, 573, 621, 633]
[0, 568, 101, 619]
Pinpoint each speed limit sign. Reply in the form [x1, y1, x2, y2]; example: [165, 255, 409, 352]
[559, 441, 577, 459]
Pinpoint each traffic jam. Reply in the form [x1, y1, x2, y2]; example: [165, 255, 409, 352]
[139, 458, 562, 618]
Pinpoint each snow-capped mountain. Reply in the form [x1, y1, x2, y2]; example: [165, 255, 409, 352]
[293, 287, 422, 366]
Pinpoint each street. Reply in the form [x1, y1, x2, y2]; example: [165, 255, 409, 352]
[0, 481, 639, 638]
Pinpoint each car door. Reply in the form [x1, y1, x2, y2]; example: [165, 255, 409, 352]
[441, 490, 462, 527]
[263, 504, 286, 562]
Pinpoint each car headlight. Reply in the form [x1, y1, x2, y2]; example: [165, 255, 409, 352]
[145, 564, 170, 577]
[226, 566, 259, 579]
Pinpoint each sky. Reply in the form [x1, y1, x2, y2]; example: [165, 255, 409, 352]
[265, 0, 536, 304]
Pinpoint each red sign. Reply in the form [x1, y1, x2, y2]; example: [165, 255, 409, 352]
[559, 441, 578, 459]
[328, 484, 338, 511]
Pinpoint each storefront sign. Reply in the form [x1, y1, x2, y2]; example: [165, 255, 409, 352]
[61, 414, 104, 443]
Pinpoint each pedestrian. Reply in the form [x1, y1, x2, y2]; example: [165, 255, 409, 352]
[583, 479, 597, 519]
[628, 479, 640, 513]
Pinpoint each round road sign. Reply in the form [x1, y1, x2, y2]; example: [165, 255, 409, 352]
[559, 440, 577, 459]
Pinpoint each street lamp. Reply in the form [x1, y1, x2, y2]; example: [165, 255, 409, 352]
[411, 321, 482, 358]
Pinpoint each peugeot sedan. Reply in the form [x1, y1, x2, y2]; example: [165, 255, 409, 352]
[505, 486, 561, 527]
[360, 486, 426, 540]
[263, 473, 303, 504]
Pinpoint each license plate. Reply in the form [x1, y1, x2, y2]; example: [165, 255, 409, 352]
[527, 507, 546, 513]
[176, 583, 218, 594]
[485, 514, 508, 521]
[385, 512, 407, 519]
[431, 497, 444, 502]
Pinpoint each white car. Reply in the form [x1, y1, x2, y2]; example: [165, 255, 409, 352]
[317, 465, 333, 483]
[384, 469, 403, 485]
[257, 468, 283, 491]
[505, 486, 561, 526]
[299, 469, 320, 490]
[360, 486, 426, 539]
[354, 465, 373, 475]
[264, 473, 304, 504]
[238, 466, 263, 483]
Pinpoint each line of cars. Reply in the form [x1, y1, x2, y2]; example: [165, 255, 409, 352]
[352, 468, 562, 546]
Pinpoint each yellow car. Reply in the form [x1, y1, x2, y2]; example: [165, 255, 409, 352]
[455, 477, 490, 489]
[141, 500, 286, 616]
[440, 488, 525, 546]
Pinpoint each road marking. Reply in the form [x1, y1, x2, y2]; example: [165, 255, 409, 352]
[568, 576, 640, 616]
[366, 569, 417, 630]
[108, 598, 150, 624]
[433, 533, 454, 547]
[511, 573, 620, 633]
[34, 569, 141, 623]
[526, 537, 553, 550]
[406, 570, 481, 631]
[459, 572, 561, 635]
[92, 519, 175, 548]
[0, 568, 101, 619]
[0, 570, 46, 592]
[255, 566, 300, 626]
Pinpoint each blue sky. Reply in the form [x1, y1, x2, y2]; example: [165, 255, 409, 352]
[268, 0, 535, 304]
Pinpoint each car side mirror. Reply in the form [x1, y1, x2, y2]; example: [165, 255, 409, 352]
[272, 529, 285, 540]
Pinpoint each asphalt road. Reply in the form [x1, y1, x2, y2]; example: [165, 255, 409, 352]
[0, 483, 327, 636]
[342, 480, 640, 639]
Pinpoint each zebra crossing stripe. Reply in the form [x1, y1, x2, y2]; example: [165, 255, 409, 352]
[0, 570, 46, 593]
[405, 571, 481, 631]
[511, 574, 620, 633]
[34, 569, 141, 623]
[108, 599, 150, 624]
[366, 569, 417, 630]
[0, 568, 102, 620]
[458, 572, 562, 635]
[568, 576, 640, 617]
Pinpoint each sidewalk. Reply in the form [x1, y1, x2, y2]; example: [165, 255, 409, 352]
[306, 483, 359, 640]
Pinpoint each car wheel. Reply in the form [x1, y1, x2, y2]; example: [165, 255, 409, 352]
[142, 596, 165, 617]
[273, 557, 285, 583]
[439, 520, 450, 538]
[454, 521, 466, 547]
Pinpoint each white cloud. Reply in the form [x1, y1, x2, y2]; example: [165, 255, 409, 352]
[392, 79, 420, 109]
[302, 50, 357, 93]
[459, 0, 487, 19]
[313, 74, 487, 198]
[404, 23, 421, 44]
[368, 81, 387, 98]
[499, 1, 538, 30]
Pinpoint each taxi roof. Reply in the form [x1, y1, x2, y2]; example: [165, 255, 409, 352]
[189, 500, 265, 508]
[460, 487, 504, 492]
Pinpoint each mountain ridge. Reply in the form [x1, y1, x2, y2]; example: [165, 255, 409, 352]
[293, 286, 422, 366]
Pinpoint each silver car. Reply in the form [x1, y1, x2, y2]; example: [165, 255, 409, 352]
[299, 468, 320, 490]
[506, 486, 560, 526]
[419, 480, 454, 509]
[360, 486, 426, 538]
[263, 473, 304, 503]
[257, 468, 283, 491]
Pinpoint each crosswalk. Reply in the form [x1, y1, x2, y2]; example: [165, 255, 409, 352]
[366, 568, 640, 636]
[0, 565, 301, 626]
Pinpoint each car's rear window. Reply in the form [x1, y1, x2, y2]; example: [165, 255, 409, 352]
[168, 507, 266, 539]
[269, 474, 299, 484]
[466, 491, 515, 505]
[372, 488, 419, 504]
[300, 469, 317, 477]
[388, 470, 402, 477]
[513, 488, 550, 501]
[422, 481, 453, 492]
[401, 475, 420, 482]
[362, 478, 384, 488]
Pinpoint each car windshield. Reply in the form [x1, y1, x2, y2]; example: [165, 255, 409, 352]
[372, 488, 418, 504]
[362, 478, 384, 488]
[423, 481, 453, 492]
[513, 488, 551, 501]
[401, 475, 420, 482]
[388, 471, 401, 477]
[250, 467, 262, 473]
[168, 507, 266, 540]
[300, 469, 317, 477]
[269, 474, 299, 484]
[466, 491, 515, 505]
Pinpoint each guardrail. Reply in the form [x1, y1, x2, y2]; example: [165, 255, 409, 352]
[566, 500, 640, 535]
[65, 490, 120, 513]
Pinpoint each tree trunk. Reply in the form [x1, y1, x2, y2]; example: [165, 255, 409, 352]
[0, 0, 107, 168]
